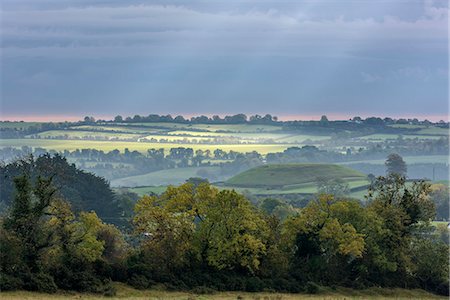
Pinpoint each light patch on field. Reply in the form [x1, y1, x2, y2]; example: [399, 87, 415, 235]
[29, 130, 143, 140]
[360, 134, 445, 141]
[111, 166, 227, 187]
[342, 155, 449, 165]
[0, 139, 293, 155]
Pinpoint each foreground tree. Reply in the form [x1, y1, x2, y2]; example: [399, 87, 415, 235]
[0, 172, 127, 295]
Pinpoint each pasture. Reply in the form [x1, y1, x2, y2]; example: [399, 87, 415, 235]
[111, 166, 226, 187]
[0, 121, 41, 129]
[225, 164, 367, 188]
[359, 134, 446, 141]
[343, 155, 449, 165]
[0, 139, 293, 155]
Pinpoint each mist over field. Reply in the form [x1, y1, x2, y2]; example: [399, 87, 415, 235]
[0, 0, 449, 299]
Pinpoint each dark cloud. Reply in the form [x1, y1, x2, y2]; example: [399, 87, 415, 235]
[1, 0, 448, 119]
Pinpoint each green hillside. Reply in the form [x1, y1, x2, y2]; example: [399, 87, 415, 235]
[225, 163, 367, 188]
[111, 166, 226, 187]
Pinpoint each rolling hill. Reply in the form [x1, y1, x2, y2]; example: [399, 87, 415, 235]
[225, 163, 367, 189]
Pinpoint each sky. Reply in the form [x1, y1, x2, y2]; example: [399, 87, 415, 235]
[1, 0, 448, 121]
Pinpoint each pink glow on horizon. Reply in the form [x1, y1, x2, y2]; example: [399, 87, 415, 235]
[0, 112, 448, 123]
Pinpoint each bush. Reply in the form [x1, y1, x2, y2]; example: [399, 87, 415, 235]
[305, 281, 321, 294]
[245, 277, 264, 292]
[102, 281, 117, 297]
[191, 285, 217, 294]
[0, 273, 23, 291]
[127, 274, 150, 290]
[26, 273, 58, 293]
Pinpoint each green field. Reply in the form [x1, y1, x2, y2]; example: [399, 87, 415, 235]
[126, 186, 168, 196]
[0, 139, 293, 155]
[226, 164, 367, 188]
[0, 121, 41, 129]
[122, 179, 371, 197]
[360, 134, 446, 141]
[389, 124, 427, 129]
[1, 283, 445, 300]
[111, 166, 226, 187]
[343, 155, 449, 165]
[71, 125, 167, 134]
[115, 122, 283, 133]
[30, 130, 143, 140]
[417, 127, 449, 135]
[388, 124, 448, 136]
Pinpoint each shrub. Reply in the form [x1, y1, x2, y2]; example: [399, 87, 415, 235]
[305, 281, 321, 294]
[245, 277, 264, 292]
[192, 285, 217, 294]
[26, 273, 57, 293]
[102, 281, 117, 297]
[127, 274, 150, 290]
[0, 273, 23, 291]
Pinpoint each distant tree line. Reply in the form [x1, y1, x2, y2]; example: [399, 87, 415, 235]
[0, 157, 448, 296]
[82, 114, 449, 127]
[102, 113, 278, 124]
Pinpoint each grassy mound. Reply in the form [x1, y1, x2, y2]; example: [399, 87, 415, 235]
[225, 163, 366, 188]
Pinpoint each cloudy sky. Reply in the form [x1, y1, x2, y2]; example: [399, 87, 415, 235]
[1, 0, 448, 121]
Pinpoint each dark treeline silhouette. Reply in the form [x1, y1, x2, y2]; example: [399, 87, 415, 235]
[0, 154, 129, 226]
[0, 155, 448, 296]
[80, 114, 449, 127]
[105, 113, 277, 124]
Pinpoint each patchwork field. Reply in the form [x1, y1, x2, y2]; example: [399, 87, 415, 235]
[111, 166, 226, 187]
[0, 139, 293, 155]
[360, 134, 446, 141]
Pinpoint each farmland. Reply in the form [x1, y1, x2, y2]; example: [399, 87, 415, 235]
[1, 120, 448, 193]
[112, 166, 225, 187]
[0, 138, 293, 155]
[225, 164, 366, 187]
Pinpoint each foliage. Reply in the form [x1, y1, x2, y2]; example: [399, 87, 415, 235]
[1, 162, 448, 296]
[0, 154, 126, 226]
[385, 153, 407, 177]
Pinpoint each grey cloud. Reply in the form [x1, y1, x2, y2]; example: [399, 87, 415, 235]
[1, 3, 447, 59]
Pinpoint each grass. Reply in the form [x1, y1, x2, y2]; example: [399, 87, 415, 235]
[226, 164, 366, 188]
[0, 283, 445, 299]
[0, 121, 41, 129]
[127, 186, 169, 196]
[431, 221, 449, 227]
[417, 127, 449, 135]
[29, 130, 143, 140]
[389, 124, 427, 129]
[0, 139, 293, 155]
[342, 155, 449, 165]
[111, 166, 226, 187]
[71, 125, 167, 134]
[360, 134, 446, 141]
[117, 123, 283, 133]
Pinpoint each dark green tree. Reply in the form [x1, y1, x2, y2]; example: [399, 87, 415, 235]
[385, 153, 407, 177]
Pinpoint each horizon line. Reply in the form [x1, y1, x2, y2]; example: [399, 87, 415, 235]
[0, 113, 448, 123]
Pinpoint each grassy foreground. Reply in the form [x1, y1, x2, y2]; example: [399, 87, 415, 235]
[1, 283, 446, 300]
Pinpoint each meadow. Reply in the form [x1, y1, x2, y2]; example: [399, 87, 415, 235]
[112, 166, 225, 187]
[225, 164, 367, 188]
[117, 164, 371, 198]
[0, 139, 293, 155]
